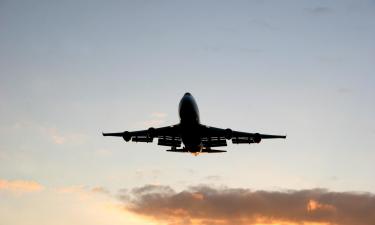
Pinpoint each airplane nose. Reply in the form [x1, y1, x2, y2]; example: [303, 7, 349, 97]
[184, 92, 191, 96]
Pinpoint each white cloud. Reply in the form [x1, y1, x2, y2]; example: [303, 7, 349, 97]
[142, 119, 165, 127]
[139, 112, 168, 127]
[151, 112, 167, 118]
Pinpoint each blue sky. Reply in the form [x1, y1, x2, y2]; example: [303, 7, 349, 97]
[1, 1, 375, 224]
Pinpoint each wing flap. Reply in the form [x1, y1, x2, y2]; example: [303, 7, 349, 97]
[158, 136, 181, 147]
[132, 136, 153, 143]
[232, 137, 256, 144]
[201, 137, 227, 147]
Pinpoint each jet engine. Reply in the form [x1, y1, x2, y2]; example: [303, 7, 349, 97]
[148, 127, 156, 138]
[225, 128, 233, 140]
[253, 133, 261, 143]
[123, 131, 131, 142]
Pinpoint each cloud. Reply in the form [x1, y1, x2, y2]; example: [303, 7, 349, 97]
[248, 19, 276, 30]
[119, 185, 375, 225]
[204, 175, 221, 181]
[48, 128, 66, 144]
[1, 183, 140, 225]
[11, 121, 88, 145]
[91, 186, 110, 195]
[140, 112, 168, 127]
[0, 179, 44, 193]
[56, 185, 110, 196]
[44, 128, 88, 145]
[142, 119, 165, 127]
[151, 112, 168, 118]
[306, 7, 333, 14]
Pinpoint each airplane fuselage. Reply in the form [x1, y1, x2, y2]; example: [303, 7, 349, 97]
[178, 92, 202, 152]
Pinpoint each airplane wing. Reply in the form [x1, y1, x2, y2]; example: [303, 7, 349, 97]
[102, 125, 182, 147]
[200, 125, 286, 146]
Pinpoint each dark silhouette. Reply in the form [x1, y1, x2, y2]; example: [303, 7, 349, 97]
[103, 93, 286, 154]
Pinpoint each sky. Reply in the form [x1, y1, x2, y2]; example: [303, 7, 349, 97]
[0, 0, 375, 224]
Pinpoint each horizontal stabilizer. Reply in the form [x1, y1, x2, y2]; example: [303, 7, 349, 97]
[166, 149, 189, 153]
[202, 149, 227, 153]
[166, 148, 226, 153]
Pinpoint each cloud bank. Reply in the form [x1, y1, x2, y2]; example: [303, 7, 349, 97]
[0, 179, 44, 193]
[120, 185, 375, 225]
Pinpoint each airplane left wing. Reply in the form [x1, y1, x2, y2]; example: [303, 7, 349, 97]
[200, 125, 286, 146]
[103, 125, 182, 147]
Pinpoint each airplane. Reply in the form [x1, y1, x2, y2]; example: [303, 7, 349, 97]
[103, 93, 286, 155]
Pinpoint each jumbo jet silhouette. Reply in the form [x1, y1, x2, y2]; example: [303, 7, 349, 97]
[103, 93, 286, 155]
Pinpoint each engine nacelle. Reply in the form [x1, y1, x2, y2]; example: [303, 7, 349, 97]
[253, 133, 261, 143]
[225, 128, 233, 140]
[123, 131, 131, 142]
[148, 127, 156, 138]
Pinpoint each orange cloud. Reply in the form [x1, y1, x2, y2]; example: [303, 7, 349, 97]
[119, 185, 375, 225]
[191, 192, 204, 200]
[55, 185, 110, 201]
[307, 199, 336, 212]
[0, 179, 44, 193]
